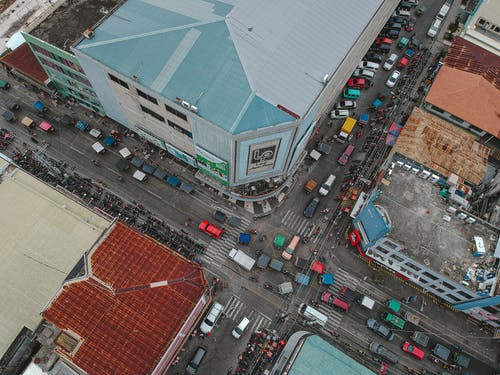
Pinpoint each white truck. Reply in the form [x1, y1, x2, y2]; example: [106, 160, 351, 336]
[228, 248, 256, 271]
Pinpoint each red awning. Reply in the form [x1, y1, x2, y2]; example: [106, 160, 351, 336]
[311, 261, 325, 274]
[349, 229, 361, 246]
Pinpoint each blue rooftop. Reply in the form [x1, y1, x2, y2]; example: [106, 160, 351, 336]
[355, 203, 390, 243]
[289, 335, 376, 375]
[76, 0, 382, 134]
[76, 0, 293, 133]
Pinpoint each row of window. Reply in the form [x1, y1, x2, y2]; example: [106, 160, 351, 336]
[39, 56, 91, 86]
[32, 44, 85, 73]
[108, 74, 188, 122]
[429, 105, 485, 134]
[139, 105, 192, 138]
[477, 17, 500, 34]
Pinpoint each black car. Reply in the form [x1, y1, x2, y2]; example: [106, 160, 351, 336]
[304, 197, 320, 218]
[389, 16, 407, 25]
[365, 53, 383, 63]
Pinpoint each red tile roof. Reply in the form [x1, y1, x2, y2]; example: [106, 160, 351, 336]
[43, 222, 207, 375]
[425, 37, 500, 137]
[0, 43, 48, 85]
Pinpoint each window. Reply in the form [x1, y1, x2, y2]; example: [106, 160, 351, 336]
[137, 89, 158, 105]
[468, 124, 484, 134]
[167, 120, 192, 138]
[140, 105, 165, 122]
[430, 105, 445, 113]
[109, 73, 129, 89]
[165, 104, 187, 121]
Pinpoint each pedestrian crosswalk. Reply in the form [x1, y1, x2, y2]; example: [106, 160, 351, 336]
[315, 268, 361, 331]
[280, 209, 315, 237]
[223, 295, 272, 333]
[201, 213, 252, 266]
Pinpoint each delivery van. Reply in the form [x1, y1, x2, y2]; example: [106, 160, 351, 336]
[338, 144, 355, 165]
[298, 303, 328, 327]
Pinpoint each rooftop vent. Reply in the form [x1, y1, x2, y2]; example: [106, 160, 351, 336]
[322, 74, 330, 83]
[190, 105, 198, 113]
[181, 101, 190, 109]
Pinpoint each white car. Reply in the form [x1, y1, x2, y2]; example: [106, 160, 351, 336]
[383, 54, 398, 71]
[386, 70, 401, 88]
[358, 61, 380, 71]
[335, 100, 357, 110]
[330, 109, 349, 119]
[200, 302, 224, 334]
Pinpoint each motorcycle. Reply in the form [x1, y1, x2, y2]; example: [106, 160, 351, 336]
[249, 275, 259, 283]
[263, 282, 273, 290]
[249, 229, 257, 234]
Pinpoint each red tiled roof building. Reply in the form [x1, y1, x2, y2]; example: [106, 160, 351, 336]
[43, 222, 209, 375]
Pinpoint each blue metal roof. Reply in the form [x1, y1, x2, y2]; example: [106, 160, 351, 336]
[76, 0, 293, 133]
[289, 335, 375, 375]
[355, 203, 390, 243]
[76, 0, 381, 134]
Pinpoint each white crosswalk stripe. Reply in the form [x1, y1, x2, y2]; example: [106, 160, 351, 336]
[201, 214, 252, 266]
[314, 267, 361, 331]
[224, 295, 271, 333]
[280, 209, 315, 237]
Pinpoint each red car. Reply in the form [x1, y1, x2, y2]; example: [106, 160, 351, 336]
[199, 220, 224, 239]
[347, 78, 371, 89]
[405, 17, 417, 32]
[402, 341, 425, 360]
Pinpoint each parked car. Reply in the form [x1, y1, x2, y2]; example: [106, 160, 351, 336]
[335, 100, 357, 110]
[383, 53, 398, 70]
[347, 78, 371, 89]
[405, 16, 417, 32]
[358, 61, 380, 71]
[304, 197, 320, 218]
[390, 16, 407, 25]
[352, 68, 362, 78]
[365, 52, 383, 63]
[186, 346, 207, 374]
[200, 302, 224, 334]
[330, 109, 349, 119]
[386, 70, 401, 88]
[367, 318, 395, 341]
[402, 341, 425, 360]
[199, 220, 224, 239]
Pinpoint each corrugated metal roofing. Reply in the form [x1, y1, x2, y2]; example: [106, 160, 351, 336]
[289, 335, 376, 375]
[0, 43, 48, 84]
[393, 107, 489, 185]
[43, 222, 207, 375]
[76, 0, 382, 133]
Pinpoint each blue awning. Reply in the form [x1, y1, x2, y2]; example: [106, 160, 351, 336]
[167, 175, 180, 187]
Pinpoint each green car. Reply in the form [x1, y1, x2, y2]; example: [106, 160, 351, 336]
[0, 79, 10, 89]
[382, 312, 406, 329]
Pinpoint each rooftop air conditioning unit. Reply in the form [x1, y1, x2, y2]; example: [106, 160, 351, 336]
[419, 170, 431, 179]
[457, 213, 468, 220]
[395, 161, 404, 168]
[411, 167, 419, 174]
[181, 101, 190, 109]
[190, 105, 198, 113]
[403, 164, 412, 171]
[83, 28, 95, 39]
[465, 217, 476, 224]
[447, 206, 457, 214]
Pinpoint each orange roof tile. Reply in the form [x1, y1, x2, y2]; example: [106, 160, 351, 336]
[425, 66, 500, 137]
[43, 222, 207, 375]
[393, 107, 489, 185]
[0, 43, 48, 84]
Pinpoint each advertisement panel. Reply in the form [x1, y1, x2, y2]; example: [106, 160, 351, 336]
[195, 147, 229, 186]
[246, 139, 281, 175]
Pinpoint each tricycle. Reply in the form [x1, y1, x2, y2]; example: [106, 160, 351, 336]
[75, 120, 89, 131]
[33, 100, 47, 113]
[295, 273, 310, 286]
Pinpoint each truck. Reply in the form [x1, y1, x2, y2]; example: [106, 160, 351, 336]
[228, 248, 256, 271]
[358, 295, 375, 310]
[304, 179, 317, 193]
[381, 312, 406, 329]
[336, 117, 356, 143]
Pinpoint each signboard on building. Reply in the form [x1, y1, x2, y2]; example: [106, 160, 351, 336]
[195, 148, 228, 186]
[247, 139, 280, 175]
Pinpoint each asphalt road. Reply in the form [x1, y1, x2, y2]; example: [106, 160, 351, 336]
[0, 0, 497, 374]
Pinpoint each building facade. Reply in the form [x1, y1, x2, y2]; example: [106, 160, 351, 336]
[72, 0, 399, 191]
